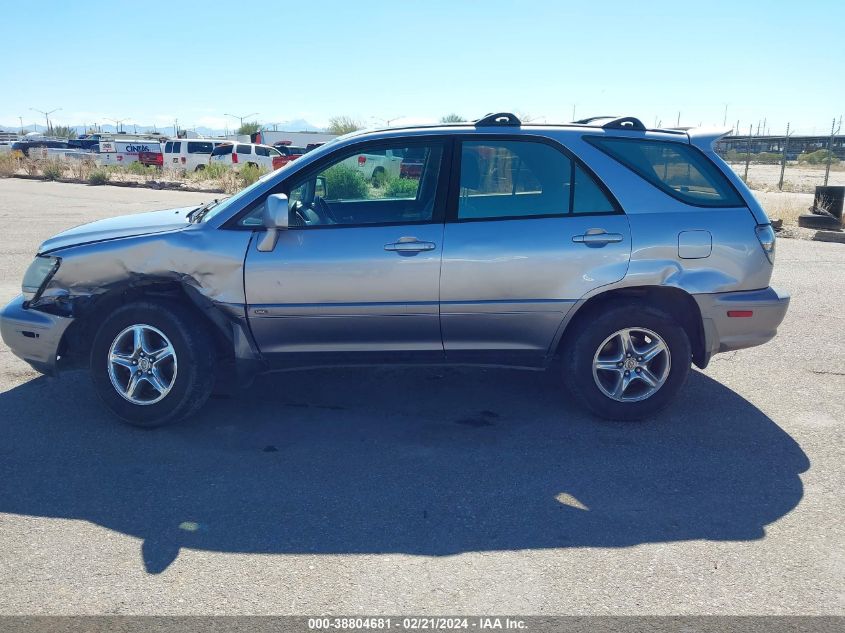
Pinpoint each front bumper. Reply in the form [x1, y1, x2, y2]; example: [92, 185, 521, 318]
[694, 286, 790, 364]
[0, 294, 74, 376]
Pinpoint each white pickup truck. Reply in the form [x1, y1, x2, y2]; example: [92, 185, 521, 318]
[342, 148, 403, 183]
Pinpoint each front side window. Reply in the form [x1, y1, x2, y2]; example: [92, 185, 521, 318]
[255, 145, 269, 157]
[211, 144, 232, 156]
[171, 141, 181, 153]
[164, 141, 173, 153]
[457, 140, 614, 219]
[586, 137, 743, 207]
[239, 142, 443, 227]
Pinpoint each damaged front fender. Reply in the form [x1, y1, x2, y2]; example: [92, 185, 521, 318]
[34, 224, 261, 378]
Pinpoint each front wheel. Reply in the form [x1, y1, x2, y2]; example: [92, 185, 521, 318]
[564, 303, 691, 420]
[90, 300, 215, 428]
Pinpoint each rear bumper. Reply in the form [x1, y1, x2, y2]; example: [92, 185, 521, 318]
[694, 286, 790, 364]
[0, 294, 73, 376]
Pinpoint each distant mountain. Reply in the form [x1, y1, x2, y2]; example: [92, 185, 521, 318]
[0, 119, 325, 136]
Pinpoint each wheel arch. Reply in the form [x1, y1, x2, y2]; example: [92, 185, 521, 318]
[59, 280, 239, 370]
[555, 285, 708, 369]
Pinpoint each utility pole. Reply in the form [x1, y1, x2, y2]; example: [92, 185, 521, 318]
[824, 116, 842, 186]
[30, 107, 61, 134]
[778, 122, 791, 191]
[571, 103, 576, 121]
[744, 124, 753, 182]
[723, 103, 728, 126]
[677, 111, 681, 126]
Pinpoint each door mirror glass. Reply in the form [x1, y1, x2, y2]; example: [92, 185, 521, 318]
[315, 176, 327, 199]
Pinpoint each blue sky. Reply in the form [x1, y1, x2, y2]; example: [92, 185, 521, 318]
[1, 0, 842, 135]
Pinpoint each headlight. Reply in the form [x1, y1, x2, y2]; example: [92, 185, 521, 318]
[22, 256, 60, 302]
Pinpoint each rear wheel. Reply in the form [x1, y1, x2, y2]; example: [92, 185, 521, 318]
[90, 300, 215, 428]
[564, 303, 691, 420]
[371, 167, 387, 187]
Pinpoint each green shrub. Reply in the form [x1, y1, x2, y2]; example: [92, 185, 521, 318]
[385, 176, 419, 198]
[238, 163, 268, 187]
[41, 159, 65, 181]
[89, 168, 112, 185]
[189, 161, 230, 181]
[127, 161, 156, 176]
[798, 149, 839, 165]
[323, 164, 368, 199]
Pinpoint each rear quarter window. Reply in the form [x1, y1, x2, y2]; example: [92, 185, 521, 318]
[187, 141, 214, 154]
[586, 137, 743, 207]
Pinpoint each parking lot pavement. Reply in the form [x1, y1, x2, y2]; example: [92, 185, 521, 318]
[0, 178, 842, 615]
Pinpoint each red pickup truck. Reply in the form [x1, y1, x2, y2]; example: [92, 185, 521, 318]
[272, 143, 305, 167]
[138, 151, 163, 168]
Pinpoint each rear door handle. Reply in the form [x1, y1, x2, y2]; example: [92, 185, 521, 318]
[384, 238, 436, 252]
[572, 231, 624, 245]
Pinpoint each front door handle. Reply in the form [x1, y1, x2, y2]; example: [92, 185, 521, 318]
[384, 238, 436, 252]
[572, 230, 624, 245]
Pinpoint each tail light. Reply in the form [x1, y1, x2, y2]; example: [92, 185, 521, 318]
[232, 152, 239, 164]
[358, 155, 366, 166]
[155, 153, 163, 166]
[755, 224, 776, 264]
[180, 156, 186, 164]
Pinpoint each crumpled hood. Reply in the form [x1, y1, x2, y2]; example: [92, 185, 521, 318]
[38, 207, 194, 254]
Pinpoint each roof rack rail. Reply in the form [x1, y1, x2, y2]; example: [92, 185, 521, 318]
[601, 116, 646, 131]
[475, 112, 521, 127]
[573, 116, 618, 124]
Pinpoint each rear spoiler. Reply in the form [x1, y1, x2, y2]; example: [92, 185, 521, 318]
[685, 126, 733, 151]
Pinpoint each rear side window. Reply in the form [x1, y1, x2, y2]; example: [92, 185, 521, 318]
[236, 144, 252, 154]
[211, 144, 232, 156]
[457, 140, 615, 220]
[586, 137, 743, 207]
[187, 141, 214, 154]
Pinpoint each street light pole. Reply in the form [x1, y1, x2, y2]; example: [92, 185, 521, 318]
[225, 113, 259, 131]
[107, 118, 127, 133]
[30, 107, 61, 134]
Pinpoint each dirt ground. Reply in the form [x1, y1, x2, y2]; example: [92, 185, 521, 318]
[725, 162, 845, 192]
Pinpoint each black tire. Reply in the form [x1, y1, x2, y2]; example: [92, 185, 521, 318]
[371, 167, 386, 187]
[563, 302, 691, 421]
[90, 300, 215, 428]
[195, 164, 206, 172]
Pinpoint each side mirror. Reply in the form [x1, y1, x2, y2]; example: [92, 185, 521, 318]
[257, 193, 289, 252]
[315, 176, 327, 199]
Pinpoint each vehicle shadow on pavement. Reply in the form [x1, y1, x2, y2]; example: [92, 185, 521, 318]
[0, 366, 809, 574]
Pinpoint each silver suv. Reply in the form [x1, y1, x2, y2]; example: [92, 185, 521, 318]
[1, 113, 789, 427]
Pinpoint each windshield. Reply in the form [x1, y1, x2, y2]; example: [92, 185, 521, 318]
[199, 169, 278, 223]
